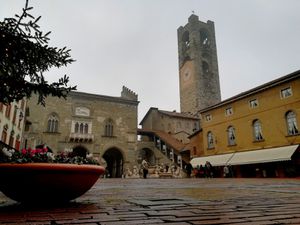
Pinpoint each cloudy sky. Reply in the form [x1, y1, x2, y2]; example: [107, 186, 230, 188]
[1, 0, 300, 123]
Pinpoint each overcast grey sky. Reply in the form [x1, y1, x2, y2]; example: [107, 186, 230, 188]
[1, 0, 300, 123]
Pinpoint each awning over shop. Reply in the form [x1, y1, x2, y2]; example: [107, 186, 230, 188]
[190, 145, 299, 168]
[228, 145, 299, 165]
[191, 153, 234, 167]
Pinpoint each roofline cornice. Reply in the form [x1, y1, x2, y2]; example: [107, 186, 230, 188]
[199, 69, 300, 113]
[68, 91, 139, 106]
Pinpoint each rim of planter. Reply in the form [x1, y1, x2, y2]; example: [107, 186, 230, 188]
[0, 163, 105, 204]
[0, 162, 104, 172]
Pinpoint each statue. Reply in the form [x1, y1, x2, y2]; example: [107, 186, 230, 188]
[125, 167, 132, 178]
[131, 165, 140, 178]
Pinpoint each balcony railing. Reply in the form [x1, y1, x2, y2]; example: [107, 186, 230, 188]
[68, 133, 94, 143]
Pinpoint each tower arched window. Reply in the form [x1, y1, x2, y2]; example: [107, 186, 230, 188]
[286, 111, 299, 135]
[47, 114, 59, 133]
[253, 120, 263, 141]
[182, 31, 190, 49]
[200, 29, 210, 46]
[202, 61, 209, 74]
[227, 126, 236, 146]
[104, 119, 114, 137]
[207, 131, 214, 149]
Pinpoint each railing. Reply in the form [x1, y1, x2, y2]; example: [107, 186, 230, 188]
[153, 136, 186, 169]
[68, 133, 94, 143]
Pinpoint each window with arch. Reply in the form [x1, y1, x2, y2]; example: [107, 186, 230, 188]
[84, 123, 88, 134]
[73, 121, 90, 134]
[75, 122, 79, 133]
[47, 114, 59, 133]
[182, 31, 190, 49]
[15, 134, 21, 150]
[207, 131, 214, 149]
[253, 120, 263, 141]
[286, 111, 299, 135]
[202, 61, 209, 74]
[1, 124, 8, 144]
[9, 130, 14, 147]
[200, 29, 210, 46]
[227, 126, 236, 146]
[12, 105, 18, 124]
[79, 123, 84, 133]
[104, 119, 114, 137]
[5, 104, 11, 118]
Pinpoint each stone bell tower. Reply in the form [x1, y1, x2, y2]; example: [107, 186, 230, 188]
[178, 14, 221, 114]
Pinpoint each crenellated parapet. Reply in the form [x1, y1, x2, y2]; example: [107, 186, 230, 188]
[121, 86, 138, 101]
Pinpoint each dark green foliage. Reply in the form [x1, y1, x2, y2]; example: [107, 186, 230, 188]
[0, 0, 76, 105]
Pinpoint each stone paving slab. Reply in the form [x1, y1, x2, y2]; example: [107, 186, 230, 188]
[0, 178, 300, 224]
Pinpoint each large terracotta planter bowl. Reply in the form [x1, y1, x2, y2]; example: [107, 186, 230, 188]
[0, 163, 105, 203]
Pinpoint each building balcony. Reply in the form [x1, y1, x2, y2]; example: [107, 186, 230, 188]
[68, 133, 94, 143]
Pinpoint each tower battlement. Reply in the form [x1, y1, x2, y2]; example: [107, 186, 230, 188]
[121, 86, 138, 101]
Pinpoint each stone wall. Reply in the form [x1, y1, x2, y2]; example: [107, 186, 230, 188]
[24, 88, 139, 170]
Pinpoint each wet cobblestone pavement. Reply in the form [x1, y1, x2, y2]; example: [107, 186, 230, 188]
[0, 178, 300, 224]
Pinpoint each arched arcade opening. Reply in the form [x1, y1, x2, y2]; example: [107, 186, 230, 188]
[103, 148, 124, 178]
[72, 145, 88, 157]
[138, 148, 155, 165]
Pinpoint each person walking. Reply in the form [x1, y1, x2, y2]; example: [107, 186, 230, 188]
[141, 158, 149, 179]
[223, 165, 229, 178]
[185, 162, 193, 178]
[205, 161, 213, 178]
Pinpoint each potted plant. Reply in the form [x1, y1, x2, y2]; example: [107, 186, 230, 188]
[0, 143, 105, 203]
[0, 1, 106, 204]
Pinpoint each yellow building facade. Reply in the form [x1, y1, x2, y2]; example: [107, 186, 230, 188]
[0, 100, 26, 150]
[191, 70, 300, 177]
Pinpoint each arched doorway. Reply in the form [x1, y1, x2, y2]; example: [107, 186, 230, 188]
[72, 145, 88, 157]
[103, 148, 123, 178]
[138, 148, 155, 165]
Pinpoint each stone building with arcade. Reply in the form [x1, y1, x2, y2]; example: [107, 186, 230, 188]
[24, 86, 139, 178]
